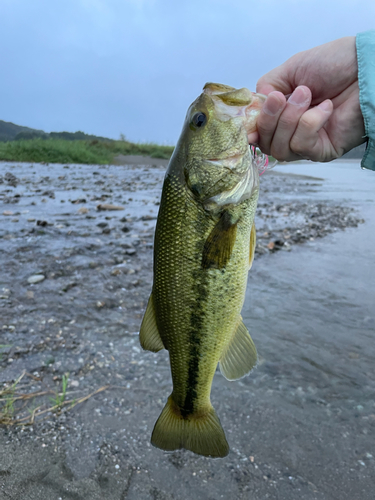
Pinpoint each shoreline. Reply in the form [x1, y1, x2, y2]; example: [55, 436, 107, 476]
[0, 158, 369, 499]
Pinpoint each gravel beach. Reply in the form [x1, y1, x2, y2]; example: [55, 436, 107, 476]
[0, 157, 373, 500]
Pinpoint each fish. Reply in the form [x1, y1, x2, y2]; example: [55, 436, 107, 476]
[139, 83, 266, 458]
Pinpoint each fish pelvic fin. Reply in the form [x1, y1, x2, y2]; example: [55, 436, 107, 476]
[139, 293, 165, 352]
[151, 395, 229, 458]
[219, 316, 257, 381]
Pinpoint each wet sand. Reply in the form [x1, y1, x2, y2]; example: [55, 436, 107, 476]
[0, 157, 374, 499]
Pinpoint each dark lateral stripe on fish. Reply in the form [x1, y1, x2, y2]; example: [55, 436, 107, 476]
[181, 277, 208, 418]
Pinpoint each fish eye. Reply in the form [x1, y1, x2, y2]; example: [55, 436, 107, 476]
[191, 112, 207, 128]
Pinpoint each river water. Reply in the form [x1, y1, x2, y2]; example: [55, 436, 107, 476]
[243, 159, 375, 434]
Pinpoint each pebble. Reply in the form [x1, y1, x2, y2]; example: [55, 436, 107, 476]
[27, 275, 46, 284]
[97, 204, 124, 211]
[3, 211, 14, 216]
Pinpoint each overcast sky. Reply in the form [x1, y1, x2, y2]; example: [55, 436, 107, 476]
[0, 0, 374, 144]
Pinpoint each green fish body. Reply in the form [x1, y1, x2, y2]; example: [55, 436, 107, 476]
[140, 83, 265, 458]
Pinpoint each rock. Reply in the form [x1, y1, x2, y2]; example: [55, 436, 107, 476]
[4, 172, 18, 187]
[42, 190, 55, 199]
[77, 207, 89, 214]
[3, 211, 14, 216]
[141, 214, 157, 220]
[125, 248, 137, 255]
[71, 198, 87, 204]
[36, 220, 48, 227]
[62, 282, 78, 292]
[27, 275, 45, 284]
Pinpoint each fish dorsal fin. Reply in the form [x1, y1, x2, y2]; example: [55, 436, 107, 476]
[219, 317, 257, 381]
[249, 223, 256, 270]
[139, 293, 165, 352]
[201, 211, 237, 270]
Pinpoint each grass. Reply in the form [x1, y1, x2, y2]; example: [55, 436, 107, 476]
[50, 373, 69, 409]
[0, 371, 109, 426]
[0, 137, 174, 165]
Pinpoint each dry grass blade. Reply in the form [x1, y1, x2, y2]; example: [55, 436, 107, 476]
[15, 385, 110, 424]
[0, 370, 109, 426]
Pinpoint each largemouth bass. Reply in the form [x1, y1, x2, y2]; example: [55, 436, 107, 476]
[140, 83, 265, 458]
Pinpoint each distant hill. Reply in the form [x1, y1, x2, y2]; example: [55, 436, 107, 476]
[0, 120, 45, 142]
[0, 119, 113, 143]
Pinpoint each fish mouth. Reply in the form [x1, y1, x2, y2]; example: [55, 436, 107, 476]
[204, 82, 266, 135]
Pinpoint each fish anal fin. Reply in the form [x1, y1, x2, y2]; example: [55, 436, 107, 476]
[151, 396, 229, 458]
[219, 317, 257, 381]
[139, 293, 165, 352]
[249, 223, 256, 270]
[202, 211, 237, 270]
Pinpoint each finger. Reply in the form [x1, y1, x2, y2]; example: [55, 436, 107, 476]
[269, 86, 312, 161]
[247, 131, 259, 145]
[290, 100, 334, 161]
[255, 91, 287, 155]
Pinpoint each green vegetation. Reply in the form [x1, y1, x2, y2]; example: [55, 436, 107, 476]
[50, 373, 69, 409]
[0, 137, 174, 164]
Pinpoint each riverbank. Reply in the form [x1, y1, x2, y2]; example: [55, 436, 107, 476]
[0, 138, 174, 164]
[1, 158, 374, 499]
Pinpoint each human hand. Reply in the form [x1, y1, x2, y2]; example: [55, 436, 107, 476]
[248, 36, 366, 162]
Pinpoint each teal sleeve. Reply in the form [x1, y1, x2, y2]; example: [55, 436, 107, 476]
[356, 30, 375, 171]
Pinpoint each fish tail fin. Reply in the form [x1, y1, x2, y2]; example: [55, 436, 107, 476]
[151, 395, 229, 458]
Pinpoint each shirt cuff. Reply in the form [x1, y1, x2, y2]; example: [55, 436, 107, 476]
[360, 139, 375, 171]
[357, 30, 375, 171]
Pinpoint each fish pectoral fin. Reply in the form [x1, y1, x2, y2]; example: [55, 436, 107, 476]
[139, 293, 165, 352]
[202, 211, 238, 270]
[219, 317, 257, 381]
[249, 223, 256, 270]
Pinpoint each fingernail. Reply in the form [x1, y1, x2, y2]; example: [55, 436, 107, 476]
[263, 95, 283, 116]
[318, 100, 332, 113]
[288, 87, 309, 106]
